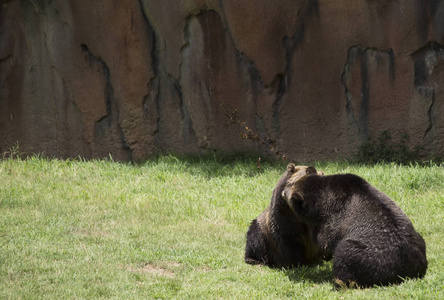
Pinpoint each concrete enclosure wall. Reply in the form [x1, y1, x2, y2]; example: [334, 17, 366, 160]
[1, 0, 444, 161]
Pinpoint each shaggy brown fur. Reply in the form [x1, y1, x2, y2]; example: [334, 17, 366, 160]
[282, 164, 428, 288]
[245, 164, 323, 267]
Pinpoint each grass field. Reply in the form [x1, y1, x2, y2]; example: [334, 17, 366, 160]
[1, 154, 443, 299]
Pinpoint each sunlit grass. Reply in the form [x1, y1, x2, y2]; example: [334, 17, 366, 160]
[0, 155, 443, 299]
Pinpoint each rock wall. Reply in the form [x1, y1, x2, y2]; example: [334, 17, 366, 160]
[1, 0, 444, 161]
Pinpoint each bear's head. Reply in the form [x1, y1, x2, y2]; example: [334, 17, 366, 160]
[281, 164, 323, 214]
[245, 163, 325, 267]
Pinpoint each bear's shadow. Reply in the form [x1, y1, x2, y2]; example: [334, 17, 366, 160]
[283, 261, 333, 285]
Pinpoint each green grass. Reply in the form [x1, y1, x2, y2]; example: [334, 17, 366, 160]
[0, 154, 443, 299]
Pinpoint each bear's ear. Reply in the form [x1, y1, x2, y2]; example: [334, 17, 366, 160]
[287, 163, 296, 173]
[281, 189, 289, 201]
[282, 188, 303, 204]
[306, 166, 317, 174]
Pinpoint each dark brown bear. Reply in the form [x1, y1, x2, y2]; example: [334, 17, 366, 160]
[244, 164, 323, 267]
[281, 164, 428, 288]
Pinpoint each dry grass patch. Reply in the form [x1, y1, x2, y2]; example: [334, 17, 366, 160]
[128, 261, 181, 278]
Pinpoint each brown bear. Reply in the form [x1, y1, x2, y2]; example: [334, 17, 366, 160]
[244, 164, 324, 268]
[281, 164, 428, 288]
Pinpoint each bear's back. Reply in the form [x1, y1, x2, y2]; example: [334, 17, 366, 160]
[308, 173, 427, 285]
[314, 173, 421, 241]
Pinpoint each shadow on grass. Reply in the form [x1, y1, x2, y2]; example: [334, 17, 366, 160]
[144, 152, 290, 178]
[283, 261, 333, 285]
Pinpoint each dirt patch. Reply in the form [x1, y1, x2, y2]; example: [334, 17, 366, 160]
[70, 226, 112, 238]
[195, 266, 212, 272]
[141, 264, 175, 278]
[128, 261, 181, 278]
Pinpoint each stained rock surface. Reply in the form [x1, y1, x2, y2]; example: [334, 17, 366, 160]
[1, 0, 444, 161]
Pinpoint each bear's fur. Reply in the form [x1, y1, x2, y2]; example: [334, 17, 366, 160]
[281, 164, 428, 287]
[244, 164, 323, 267]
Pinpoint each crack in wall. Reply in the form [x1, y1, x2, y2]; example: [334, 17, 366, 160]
[360, 49, 370, 138]
[423, 88, 435, 139]
[174, 77, 197, 145]
[412, 41, 444, 143]
[182, 9, 276, 151]
[81, 43, 132, 158]
[178, 14, 198, 146]
[272, 0, 317, 138]
[208, 6, 271, 144]
[308, 0, 320, 17]
[217, 0, 269, 97]
[180, 2, 321, 155]
[26, 0, 44, 14]
[414, 0, 442, 44]
[138, 0, 161, 141]
[341, 47, 354, 124]
[341, 45, 395, 139]
[0, 55, 12, 64]
[272, 74, 286, 133]
[81, 44, 113, 125]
